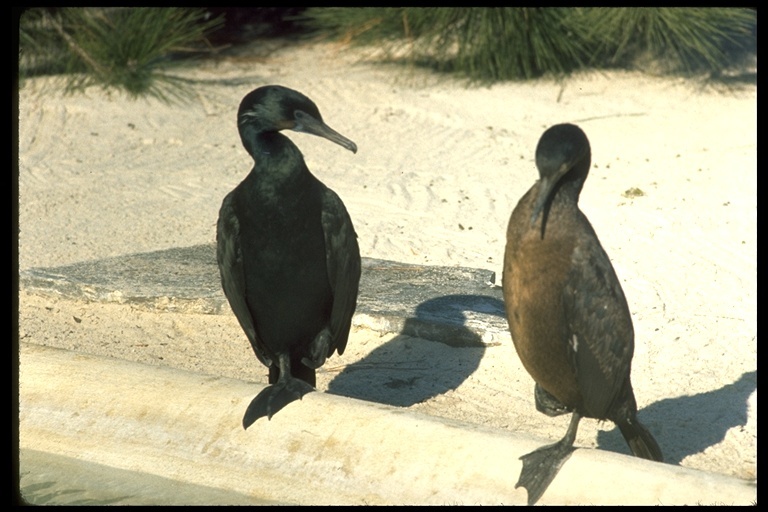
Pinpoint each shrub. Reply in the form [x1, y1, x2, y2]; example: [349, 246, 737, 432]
[304, 7, 756, 81]
[574, 7, 756, 75]
[19, 7, 223, 101]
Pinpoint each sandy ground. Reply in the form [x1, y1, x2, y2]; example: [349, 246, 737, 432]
[17, 41, 756, 484]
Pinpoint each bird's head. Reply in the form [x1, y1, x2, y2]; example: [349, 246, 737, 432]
[237, 85, 357, 154]
[530, 123, 591, 227]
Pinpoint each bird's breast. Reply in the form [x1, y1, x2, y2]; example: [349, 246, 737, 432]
[503, 222, 581, 406]
[233, 181, 332, 328]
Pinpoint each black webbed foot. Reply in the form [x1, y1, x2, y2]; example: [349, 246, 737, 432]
[516, 412, 581, 505]
[516, 437, 577, 505]
[242, 377, 315, 428]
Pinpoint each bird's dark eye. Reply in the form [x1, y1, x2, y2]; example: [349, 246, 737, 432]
[294, 110, 312, 131]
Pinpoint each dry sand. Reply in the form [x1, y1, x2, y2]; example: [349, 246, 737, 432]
[18, 41, 756, 484]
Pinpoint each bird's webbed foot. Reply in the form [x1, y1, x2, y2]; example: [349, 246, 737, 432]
[516, 412, 581, 505]
[534, 383, 572, 417]
[242, 377, 315, 429]
[516, 437, 577, 505]
[301, 327, 332, 369]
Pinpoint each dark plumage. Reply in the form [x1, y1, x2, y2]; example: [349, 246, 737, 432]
[502, 123, 662, 504]
[217, 85, 361, 429]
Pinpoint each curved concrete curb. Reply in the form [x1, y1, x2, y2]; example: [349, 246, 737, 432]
[19, 343, 756, 505]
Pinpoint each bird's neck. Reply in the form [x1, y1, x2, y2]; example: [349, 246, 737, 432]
[239, 131, 313, 200]
[550, 158, 590, 210]
[548, 178, 583, 212]
[241, 126, 296, 159]
[536, 175, 585, 239]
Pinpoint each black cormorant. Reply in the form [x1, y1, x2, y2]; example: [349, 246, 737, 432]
[217, 85, 361, 429]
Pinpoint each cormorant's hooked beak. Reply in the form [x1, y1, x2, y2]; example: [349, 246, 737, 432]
[530, 162, 569, 227]
[294, 110, 357, 154]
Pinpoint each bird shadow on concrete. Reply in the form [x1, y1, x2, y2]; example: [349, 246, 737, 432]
[324, 294, 507, 408]
[594, 370, 756, 464]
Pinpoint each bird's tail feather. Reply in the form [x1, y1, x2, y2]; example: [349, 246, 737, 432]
[618, 417, 663, 462]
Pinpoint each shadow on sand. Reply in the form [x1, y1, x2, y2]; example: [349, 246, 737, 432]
[326, 294, 506, 407]
[595, 370, 756, 463]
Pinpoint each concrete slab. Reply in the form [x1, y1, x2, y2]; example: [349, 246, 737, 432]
[19, 343, 755, 505]
[19, 244, 508, 347]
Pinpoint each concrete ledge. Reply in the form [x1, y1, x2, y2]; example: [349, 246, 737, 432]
[19, 343, 756, 505]
[19, 245, 509, 348]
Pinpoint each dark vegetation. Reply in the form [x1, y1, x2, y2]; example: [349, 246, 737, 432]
[18, 8, 756, 100]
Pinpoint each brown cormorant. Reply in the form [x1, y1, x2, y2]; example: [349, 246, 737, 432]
[502, 123, 663, 504]
[217, 85, 360, 429]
